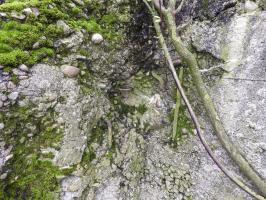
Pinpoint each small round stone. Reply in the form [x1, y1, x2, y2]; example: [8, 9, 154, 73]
[0, 101, 3, 108]
[245, 1, 258, 12]
[0, 173, 7, 180]
[7, 81, 16, 90]
[0, 65, 4, 69]
[8, 92, 19, 101]
[31, 7, 40, 17]
[19, 75, 29, 80]
[19, 64, 29, 72]
[91, 33, 104, 44]
[60, 65, 80, 78]
[11, 11, 26, 20]
[22, 8, 33, 15]
[0, 12, 7, 18]
[1, 94, 7, 101]
[32, 42, 40, 49]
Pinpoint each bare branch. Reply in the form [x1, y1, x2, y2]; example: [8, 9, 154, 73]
[143, 0, 154, 14]
[169, 0, 177, 10]
[174, 0, 185, 15]
[153, 0, 166, 13]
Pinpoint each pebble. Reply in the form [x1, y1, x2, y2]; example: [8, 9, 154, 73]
[0, 123, 5, 130]
[57, 20, 72, 35]
[11, 11, 26, 20]
[7, 81, 16, 90]
[0, 94, 7, 101]
[22, 7, 33, 15]
[0, 173, 7, 180]
[0, 101, 3, 108]
[91, 33, 104, 44]
[181, 128, 189, 134]
[0, 83, 7, 91]
[60, 65, 80, 78]
[19, 75, 29, 80]
[0, 65, 4, 69]
[27, 133, 34, 137]
[2, 76, 10, 81]
[31, 7, 40, 17]
[0, 12, 7, 18]
[19, 64, 29, 72]
[5, 154, 13, 162]
[32, 42, 40, 49]
[3, 101, 10, 106]
[8, 92, 19, 101]
[245, 1, 259, 12]
[12, 68, 27, 76]
[19, 137, 26, 144]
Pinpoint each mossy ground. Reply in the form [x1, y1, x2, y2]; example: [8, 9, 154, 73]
[0, 0, 130, 67]
[0, 104, 67, 199]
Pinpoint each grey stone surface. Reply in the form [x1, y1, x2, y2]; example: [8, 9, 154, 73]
[16, 64, 109, 168]
[184, 5, 266, 200]
[54, 31, 84, 51]
[57, 20, 72, 35]
[1, 1, 266, 200]
[10, 11, 26, 20]
[7, 92, 19, 101]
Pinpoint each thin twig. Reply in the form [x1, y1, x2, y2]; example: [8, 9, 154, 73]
[172, 67, 183, 141]
[153, 0, 166, 13]
[174, 0, 185, 15]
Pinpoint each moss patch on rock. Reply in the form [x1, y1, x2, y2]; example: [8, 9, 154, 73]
[0, 104, 65, 199]
[0, 0, 131, 67]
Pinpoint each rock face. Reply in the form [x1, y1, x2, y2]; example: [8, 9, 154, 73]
[184, 2, 266, 199]
[1, 0, 266, 200]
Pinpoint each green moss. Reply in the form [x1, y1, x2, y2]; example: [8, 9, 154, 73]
[136, 104, 148, 115]
[71, 7, 82, 15]
[81, 146, 96, 168]
[0, 49, 29, 66]
[80, 119, 107, 168]
[220, 46, 229, 61]
[0, 43, 13, 53]
[89, 120, 107, 145]
[73, 19, 102, 33]
[169, 104, 193, 143]
[28, 47, 54, 64]
[10, 74, 19, 84]
[0, 0, 40, 11]
[0, 104, 66, 199]
[203, 0, 209, 11]
[0, 0, 131, 67]
[3, 66, 12, 73]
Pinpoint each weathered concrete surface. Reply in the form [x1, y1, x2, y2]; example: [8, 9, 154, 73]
[186, 7, 266, 200]
[17, 64, 109, 168]
[1, 1, 266, 200]
[77, 4, 266, 200]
